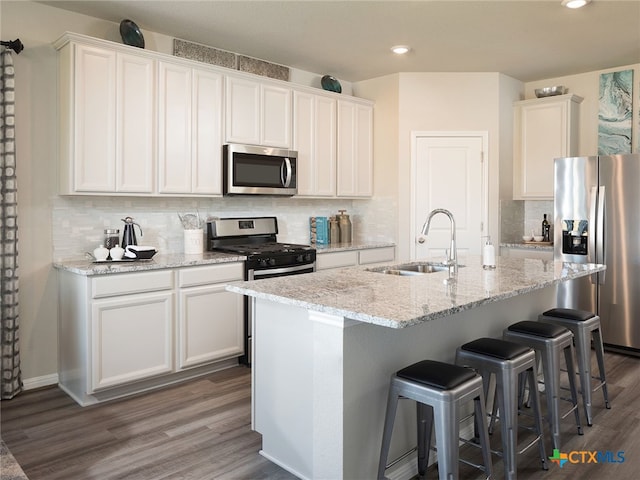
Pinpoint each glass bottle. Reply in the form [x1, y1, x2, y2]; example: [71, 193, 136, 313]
[542, 214, 550, 242]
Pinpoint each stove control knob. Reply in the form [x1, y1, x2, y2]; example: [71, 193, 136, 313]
[259, 259, 268, 267]
[304, 253, 312, 262]
[268, 258, 276, 266]
[296, 254, 304, 263]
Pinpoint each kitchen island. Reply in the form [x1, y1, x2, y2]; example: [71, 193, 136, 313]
[227, 256, 605, 480]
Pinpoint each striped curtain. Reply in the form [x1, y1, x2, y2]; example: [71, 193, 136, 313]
[1, 49, 22, 399]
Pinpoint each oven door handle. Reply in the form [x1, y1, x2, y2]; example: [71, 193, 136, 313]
[249, 262, 315, 279]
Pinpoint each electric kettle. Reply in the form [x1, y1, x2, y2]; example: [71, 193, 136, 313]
[121, 216, 142, 248]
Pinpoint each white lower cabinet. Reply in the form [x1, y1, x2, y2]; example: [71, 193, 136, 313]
[91, 291, 174, 391]
[58, 262, 244, 406]
[316, 246, 395, 271]
[177, 265, 244, 369]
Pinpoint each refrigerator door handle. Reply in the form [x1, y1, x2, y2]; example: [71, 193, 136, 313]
[597, 185, 606, 284]
[589, 186, 598, 284]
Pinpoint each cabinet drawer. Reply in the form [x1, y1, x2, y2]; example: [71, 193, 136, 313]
[358, 247, 395, 265]
[316, 251, 358, 270]
[178, 263, 244, 287]
[92, 270, 174, 298]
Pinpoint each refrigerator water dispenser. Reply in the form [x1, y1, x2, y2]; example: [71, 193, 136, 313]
[561, 219, 588, 255]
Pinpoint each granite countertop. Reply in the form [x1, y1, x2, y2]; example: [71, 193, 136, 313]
[53, 252, 246, 275]
[314, 242, 396, 253]
[52, 243, 396, 275]
[226, 255, 605, 329]
[501, 242, 554, 251]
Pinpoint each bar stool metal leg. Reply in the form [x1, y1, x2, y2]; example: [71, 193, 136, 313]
[540, 308, 611, 426]
[377, 360, 493, 480]
[504, 321, 583, 451]
[456, 337, 548, 480]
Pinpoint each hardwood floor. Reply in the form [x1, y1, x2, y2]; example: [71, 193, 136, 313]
[0, 366, 296, 480]
[1, 351, 639, 480]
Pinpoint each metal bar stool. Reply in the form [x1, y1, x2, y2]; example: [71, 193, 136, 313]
[456, 337, 548, 480]
[539, 308, 611, 426]
[377, 360, 493, 480]
[503, 321, 583, 450]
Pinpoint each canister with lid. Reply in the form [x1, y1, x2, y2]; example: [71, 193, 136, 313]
[104, 229, 120, 249]
[329, 216, 340, 244]
[337, 210, 352, 244]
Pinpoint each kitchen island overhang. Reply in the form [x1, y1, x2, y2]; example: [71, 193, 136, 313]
[226, 257, 605, 480]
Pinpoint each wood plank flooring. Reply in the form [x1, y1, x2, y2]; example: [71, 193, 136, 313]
[1, 351, 639, 480]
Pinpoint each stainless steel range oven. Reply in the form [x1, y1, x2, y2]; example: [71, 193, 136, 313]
[207, 216, 316, 365]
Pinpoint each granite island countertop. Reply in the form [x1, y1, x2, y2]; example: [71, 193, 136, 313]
[227, 255, 605, 329]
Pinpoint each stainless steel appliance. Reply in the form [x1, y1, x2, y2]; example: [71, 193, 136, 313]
[223, 144, 298, 196]
[207, 216, 316, 365]
[554, 154, 640, 355]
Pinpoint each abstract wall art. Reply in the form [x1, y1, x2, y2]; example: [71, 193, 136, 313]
[598, 69, 633, 154]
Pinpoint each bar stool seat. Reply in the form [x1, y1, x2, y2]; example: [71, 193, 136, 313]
[456, 338, 548, 480]
[503, 321, 583, 450]
[377, 360, 493, 480]
[539, 308, 611, 426]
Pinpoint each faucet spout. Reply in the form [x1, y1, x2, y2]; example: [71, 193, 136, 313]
[419, 208, 457, 273]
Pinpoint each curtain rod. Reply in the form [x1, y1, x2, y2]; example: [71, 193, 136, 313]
[1, 39, 24, 54]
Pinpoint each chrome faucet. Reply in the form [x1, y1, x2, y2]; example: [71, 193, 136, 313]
[419, 208, 458, 273]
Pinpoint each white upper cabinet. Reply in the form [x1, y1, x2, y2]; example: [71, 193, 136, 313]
[158, 62, 223, 195]
[293, 91, 336, 196]
[116, 53, 156, 193]
[58, 41, 155, 194]
[337, 100, 373, 197]
[513, 94, 582, 199]
[225, 75, 291, 148]
[55, 33, 373, 198]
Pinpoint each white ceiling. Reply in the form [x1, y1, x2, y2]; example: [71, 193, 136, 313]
[39, 0, 640, 83]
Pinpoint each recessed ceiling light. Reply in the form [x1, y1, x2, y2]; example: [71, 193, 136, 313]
[562, 0, 591, 9]
[391, 45, 410, 55]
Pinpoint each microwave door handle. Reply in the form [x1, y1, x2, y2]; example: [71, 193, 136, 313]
[282, 158, 292, 187]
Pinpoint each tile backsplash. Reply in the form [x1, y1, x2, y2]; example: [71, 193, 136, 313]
[500, 199, 553, 243]
[53, 195, 396, 261]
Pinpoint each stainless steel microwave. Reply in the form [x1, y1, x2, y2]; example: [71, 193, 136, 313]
[223, 144, 298, 196]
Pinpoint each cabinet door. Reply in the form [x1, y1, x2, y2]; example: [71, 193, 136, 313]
[158, 62, 192, 193]
[261, 84, 291, 148]
[294, 92, 336, 197]
[192, 69, 223, 194]
[116, 53, 155, 193]
[73, 44, 116, 192]
[178, 284, 243, 369]
[225, 76, 260, 145]
[91, 291, 174, 391]
[316, 251, 359, 270]
[513, 95, 581, 199]
[337, 101, 373, 197]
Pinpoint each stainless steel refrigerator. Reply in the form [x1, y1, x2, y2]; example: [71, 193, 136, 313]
[554, 154, 640, 355]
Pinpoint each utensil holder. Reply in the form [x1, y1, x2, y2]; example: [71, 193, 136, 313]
[184, 229, 204, 254]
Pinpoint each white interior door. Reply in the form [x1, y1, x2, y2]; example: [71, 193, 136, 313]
[411, 133, 487, 261]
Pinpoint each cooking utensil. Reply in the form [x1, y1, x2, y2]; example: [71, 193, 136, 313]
[178, 211, 202, 229]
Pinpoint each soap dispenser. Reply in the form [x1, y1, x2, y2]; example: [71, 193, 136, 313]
[482, 236, 496, 270]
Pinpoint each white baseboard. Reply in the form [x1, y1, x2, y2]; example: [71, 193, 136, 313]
[22, 373, 58, 390]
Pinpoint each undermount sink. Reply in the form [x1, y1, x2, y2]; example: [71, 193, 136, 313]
[369, 262, 464, 276]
